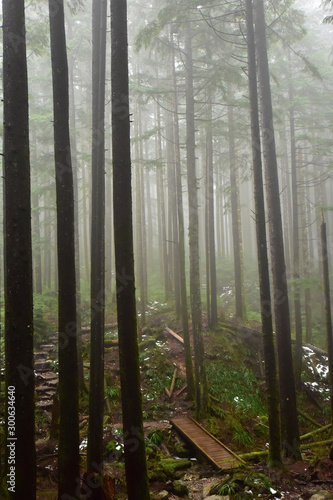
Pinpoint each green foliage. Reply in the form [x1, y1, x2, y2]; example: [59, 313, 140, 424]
[105, 439, 124, 458]
[148, 428, 164, 446]
[211, 471, 275, 499]
[232, 427, 254, 448]
[105, 385, 120, 400]
[139, 331, 176, 397]
[206, 361, 267, 417]
[33, 293, 57, 345]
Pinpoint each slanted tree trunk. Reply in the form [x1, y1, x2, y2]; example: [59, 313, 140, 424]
[185, 26, 208, 419]
[245, 0, 282, 467]
[87, 0, 107, 478]
[3, 0, 36, 496]
[254, 0, 301, 460]
[321, 219, 333, 422]
[111, 0, 150, 497]
[48, 0, 80, 495]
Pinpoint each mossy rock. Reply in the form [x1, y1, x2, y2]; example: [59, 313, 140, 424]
[171, 440, 191, 458]
[172, 479, 188, 496]
[310, 492, 333, 500]
[152, 491, 169, 500]
[148, 464, 167, 482]
[160, 458, 191, 476]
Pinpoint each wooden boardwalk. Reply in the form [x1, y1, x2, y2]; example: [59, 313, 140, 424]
[171, 417, 245, 470]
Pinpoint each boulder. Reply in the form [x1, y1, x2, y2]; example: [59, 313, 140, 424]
[172, 479, 188, 496]
[202, 481, 221, 498]
[309, 492, 333, 500]
[154, 490, 169, 500]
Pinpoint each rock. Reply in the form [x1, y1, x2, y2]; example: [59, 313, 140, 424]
[204, 496, 230, 500]
[202, 482, 220, 498]
[154, 491, 169, 500]
[173, 479, 188, 496]
[309, 492, 333, 500]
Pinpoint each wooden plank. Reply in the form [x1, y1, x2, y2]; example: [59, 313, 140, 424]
[164, 327, 184, 344]
[171, 417, 243, 470]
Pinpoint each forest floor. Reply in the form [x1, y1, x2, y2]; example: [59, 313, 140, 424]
[32, 309, 333, 499]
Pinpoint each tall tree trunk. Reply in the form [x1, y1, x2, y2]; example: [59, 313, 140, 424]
[48, 0, 80, 495]
[134, 98, 147, 325]
[289, 63, 302, 388]
[206, 97, 218, 327]
[111, 0, 150, 498]
[3, 0, 36, 496]
[68, 22, 86, 394]
[254, 0, 301, 460]
[279, 128, 292, 275]
[156, 102, 170, 298]
[145, 167, 154, 272]
[321, 218, 333, 422]
[245, 0, 282, 467]
[301, 155, 312, 344]
[228, 100, 246, 321]
[166, 111, 181, 316]
[172, 41, 195, 399]
[82, 162, 91, 283]
[185, 26, 208, 419]
[32, 190, 43, 295]
[88, 0, 107, 477]
[43, 206, 52, 290]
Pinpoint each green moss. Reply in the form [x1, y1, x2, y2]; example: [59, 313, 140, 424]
[160, 458, 191, 476]
[210, 470, 276, 499]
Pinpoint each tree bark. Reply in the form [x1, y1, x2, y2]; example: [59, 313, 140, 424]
[254, 0, 301, 459]
[48, 0, 80, 495]
[68, 21, 86, 395]
[321, 219, 333, 422]
[185, 26, 208, 419]
[228, 98, 246, 321]
[245, 0, 282, 467]
[111, 0, 151, 497]
[171, 40, 195, 399]
[206, 96, 218, 327]
[3, 0, 36, 496]
[288, 61, 302, 388]
[87, 0, 107, 477]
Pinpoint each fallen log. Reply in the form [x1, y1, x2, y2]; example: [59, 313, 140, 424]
[174, 384, 187, 397]
[240, 439, 333, 462]
[300, 423, 332, 441]
[164, 327, 184, 344]
[301, 438, 333, 449]
[298, 410, 323, 428]
[238, 450, 268, 461]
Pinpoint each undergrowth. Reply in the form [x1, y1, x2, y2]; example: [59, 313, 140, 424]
[206, 360, 266, 417]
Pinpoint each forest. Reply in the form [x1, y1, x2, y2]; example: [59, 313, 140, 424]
[1, 0, 333, 499]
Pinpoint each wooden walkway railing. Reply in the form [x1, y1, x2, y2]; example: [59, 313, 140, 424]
[171, 417, 245, 470]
